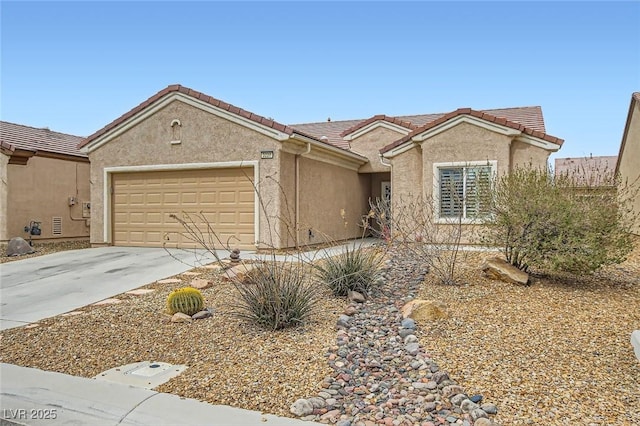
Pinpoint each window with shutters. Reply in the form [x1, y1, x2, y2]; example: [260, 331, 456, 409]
[434, 161, 495, 221]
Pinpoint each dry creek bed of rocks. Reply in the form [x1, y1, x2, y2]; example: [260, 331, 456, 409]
[1, 241, 639, 425]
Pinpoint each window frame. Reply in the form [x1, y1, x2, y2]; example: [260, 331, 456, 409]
[433, 160, 497, 224]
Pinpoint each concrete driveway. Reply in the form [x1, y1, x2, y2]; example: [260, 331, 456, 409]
[0, 246, 216, 330]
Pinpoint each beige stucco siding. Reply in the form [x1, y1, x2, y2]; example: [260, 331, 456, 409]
[5, 156, 90, 242]
[619, 100, 640, 235]
[350, 127, 408, 173]
[87, 99, 283, 248]
[510, 139, 551, 171]
[389, 121, 555, 244]
[297, 156, 369, 245]
[420, 122, 512, 198]
[0, 153, 9, 240]
[390, 146, 423, 205]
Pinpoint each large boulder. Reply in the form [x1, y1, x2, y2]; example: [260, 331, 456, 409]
[401, 299, 449, 321]
[481, 257, 529, 286]
[6, 237, 35, 257]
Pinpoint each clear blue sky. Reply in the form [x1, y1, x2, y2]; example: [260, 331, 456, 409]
[1, 1, 639, 161]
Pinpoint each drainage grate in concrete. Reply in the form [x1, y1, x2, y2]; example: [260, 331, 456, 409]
[93, 361, 187, 389]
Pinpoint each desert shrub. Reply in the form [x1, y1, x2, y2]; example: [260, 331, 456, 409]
[314, 245, 383, 297]
[367, 195, 470, 286]
[482, 165, 636, 274]
[167, 287, 205, 316]
[232, 261, 321, 330]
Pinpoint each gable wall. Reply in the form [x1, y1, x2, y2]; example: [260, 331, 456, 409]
[4, 156, 90, 242]
[420, 122, 512, 197]
[510, 139, 551, 171]
[619, 100, 640, 235]
[87, 100, 285, 248]
[349, 126, 408, 173]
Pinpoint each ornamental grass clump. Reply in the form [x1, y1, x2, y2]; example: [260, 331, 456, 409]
[232, 261, 321, 330]
[314, 245, 383, 297]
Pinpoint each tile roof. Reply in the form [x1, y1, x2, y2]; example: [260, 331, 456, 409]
[78, 84, 561, 159]
[79, 85, 330, 151]
[291, 106, 550, 151]
[555, 155, 618, 187]
[379, 108, 563, 154]
[0, 121, 86, 158]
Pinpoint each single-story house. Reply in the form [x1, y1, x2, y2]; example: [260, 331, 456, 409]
[78, 84, 563, 250]
[0, 121, 90, 243]
[616, 92, 640, 235]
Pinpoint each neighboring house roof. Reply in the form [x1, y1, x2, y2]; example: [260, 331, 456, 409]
[616, 92, 640, 174]
[379, 108, 563, 154]
[0, 121, 86, 159]
[292, 106, 550, 151]
[554, 155, 618, 187]
[78, 85, 346, 155]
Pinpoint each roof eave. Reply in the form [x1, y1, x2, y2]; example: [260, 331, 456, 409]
[615, 92, 640, 174]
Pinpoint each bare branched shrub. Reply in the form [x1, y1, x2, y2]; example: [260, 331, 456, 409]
[482, 164, 638, 275]
[368, 195, 470, 285]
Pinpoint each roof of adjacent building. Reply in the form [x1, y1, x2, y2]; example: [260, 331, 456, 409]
[0, 120, 87, 159]
[555, 155, 618, 186]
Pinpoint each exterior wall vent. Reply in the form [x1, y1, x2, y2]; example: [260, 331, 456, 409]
[52, 217, 63, 235]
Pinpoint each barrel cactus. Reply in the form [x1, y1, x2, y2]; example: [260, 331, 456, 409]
[167, 287, 205, 316]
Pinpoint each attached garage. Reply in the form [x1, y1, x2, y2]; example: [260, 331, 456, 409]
[79, 84, 368, 250]
[111, 167, 255, 249]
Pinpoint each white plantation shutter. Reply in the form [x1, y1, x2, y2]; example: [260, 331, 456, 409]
[465, 166, 491, 218]
[439, 168, 463, 217]
[438, 165, 492, 219]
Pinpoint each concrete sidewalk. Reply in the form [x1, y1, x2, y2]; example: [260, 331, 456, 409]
[0, 363, 320, 426]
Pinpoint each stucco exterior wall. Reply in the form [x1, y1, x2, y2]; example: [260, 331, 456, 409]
[0, 153, 9, 241]
[87, 99, 284, 248]
[390, 121, 555, 244]
[350, 127, 407, 173]
[5, 156, 90, 242]
[510, 139, 551, 171]
[619, 100, 640, 235]
[420, 122, 512, 198]
[297, 156, 370, 245]
[390, 146, 422, 205]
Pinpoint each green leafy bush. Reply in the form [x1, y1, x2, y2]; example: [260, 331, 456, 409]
[314, 245, 383, 297]
[232, 261, 321, 330]
[482, 165, 636, 274]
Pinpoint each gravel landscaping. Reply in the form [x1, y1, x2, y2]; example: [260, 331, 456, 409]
[1, 241, 639, 425]
[0, 239, 90, 263]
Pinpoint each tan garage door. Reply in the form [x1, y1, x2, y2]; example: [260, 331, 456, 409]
[112, 168, 255, 249]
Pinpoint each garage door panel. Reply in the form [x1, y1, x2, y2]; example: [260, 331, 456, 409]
[113, 168, 255, 249]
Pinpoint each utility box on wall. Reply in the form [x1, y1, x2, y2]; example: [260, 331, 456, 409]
[82, 202, 91, 218]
